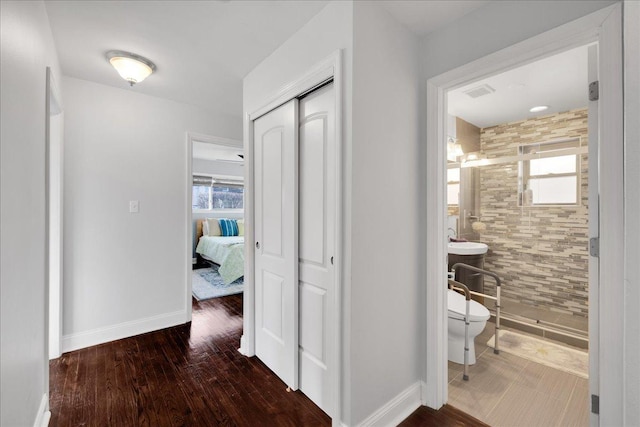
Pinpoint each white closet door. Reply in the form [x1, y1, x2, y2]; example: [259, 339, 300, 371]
[254, 99, 299, 390]
[298, 83, 335, 413]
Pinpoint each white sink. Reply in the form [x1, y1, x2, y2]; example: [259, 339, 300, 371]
[448, 242, 488, 255]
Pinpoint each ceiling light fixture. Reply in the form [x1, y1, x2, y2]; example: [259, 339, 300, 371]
[529, 105, 549, 113]
[106, 50, 156, 86]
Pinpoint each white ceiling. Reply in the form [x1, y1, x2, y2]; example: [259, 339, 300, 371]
[379, 1, 490, 36]
[448, 45, 590, 129]
[44, 0, 328, 119]
[193, 141, 243, 163]
[44, 1, 497, 123]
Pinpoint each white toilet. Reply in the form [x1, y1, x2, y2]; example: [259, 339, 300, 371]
[448, 289, 490, 365]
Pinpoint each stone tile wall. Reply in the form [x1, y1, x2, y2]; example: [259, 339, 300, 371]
[477, 109, 589, 318]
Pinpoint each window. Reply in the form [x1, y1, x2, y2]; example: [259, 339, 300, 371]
[447, 167, 460, 206]
[192, 175, 244, 211]
[519, 139, 581, 206]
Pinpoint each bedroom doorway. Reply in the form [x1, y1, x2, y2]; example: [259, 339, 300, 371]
[186, 133, 244, 322]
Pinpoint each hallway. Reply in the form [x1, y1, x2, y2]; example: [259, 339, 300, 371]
[49, 295, 330, 426]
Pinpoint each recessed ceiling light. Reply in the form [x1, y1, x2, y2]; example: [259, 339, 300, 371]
[529, 105, 549, 113]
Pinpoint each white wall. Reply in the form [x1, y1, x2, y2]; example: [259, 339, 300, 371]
[0, 1, 61, 425]
[623, 1, 640, 423]
[243, 1, 354, 423]
[192, 158, 243, 177]
[350, 2, 422, 425]
[62, 76, 241, 351]
[420, 0, 639, 421]
[420, 0, 616, 80]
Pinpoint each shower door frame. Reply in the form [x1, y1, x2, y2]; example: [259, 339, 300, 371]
[424, 3, 624, 425]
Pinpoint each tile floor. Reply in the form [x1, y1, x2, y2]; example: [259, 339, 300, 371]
[448, 321, 589, 427]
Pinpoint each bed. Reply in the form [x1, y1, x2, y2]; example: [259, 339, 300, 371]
[195, 219, 244, 284]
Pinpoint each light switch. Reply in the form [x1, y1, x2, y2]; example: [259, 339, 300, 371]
[129, 200, 139, 213]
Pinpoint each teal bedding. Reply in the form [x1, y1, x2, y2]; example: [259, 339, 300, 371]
[196, 236, 244, 284]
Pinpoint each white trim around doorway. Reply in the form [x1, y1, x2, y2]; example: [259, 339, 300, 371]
[424, 4, 624, 426]
[240, 50, 344, 426]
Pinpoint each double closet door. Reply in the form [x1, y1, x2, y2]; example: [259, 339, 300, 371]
[253, 82, 336, 414]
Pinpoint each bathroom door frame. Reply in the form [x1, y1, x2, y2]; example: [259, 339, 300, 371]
[424, 3, 624, 425]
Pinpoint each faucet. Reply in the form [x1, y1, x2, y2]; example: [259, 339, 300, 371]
[447, 227, 457, 240]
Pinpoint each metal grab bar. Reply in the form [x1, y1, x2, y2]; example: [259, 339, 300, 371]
[448, 279, 472, 381]
[451, 263, 502, 356]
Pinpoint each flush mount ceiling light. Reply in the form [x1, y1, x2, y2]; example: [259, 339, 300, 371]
[106, 50, 156, 86]
[529, 105, 549, 113]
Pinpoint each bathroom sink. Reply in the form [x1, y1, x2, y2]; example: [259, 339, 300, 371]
[448, 242, 488, 255]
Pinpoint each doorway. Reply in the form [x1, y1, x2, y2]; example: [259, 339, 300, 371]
[424, 4, 623, 424]
[186, 133, 244, 322]
[444, 44, 592, 425]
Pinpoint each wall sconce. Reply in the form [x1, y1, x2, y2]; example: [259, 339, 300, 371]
[106, 50, 156, 86]
[447, 137, 464, 162]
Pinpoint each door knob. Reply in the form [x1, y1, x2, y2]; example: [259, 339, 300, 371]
[256, 241, 260, 249]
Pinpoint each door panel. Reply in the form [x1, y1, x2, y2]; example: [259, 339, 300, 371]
[261, 130, 284, 257]
[298, 83, 335, 414]
[262, 271, 284, 342]
[254, 99, 298, 390]
[299, 117, 326, 265]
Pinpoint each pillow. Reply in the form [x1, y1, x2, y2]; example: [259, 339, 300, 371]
[202, 220, 209, 236]
[206, 218, 221, 236]
[219, 218, 238, 236]
[237, 219, 244, 236]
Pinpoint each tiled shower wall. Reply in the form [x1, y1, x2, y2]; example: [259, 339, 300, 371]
[478, 108, 589, 318]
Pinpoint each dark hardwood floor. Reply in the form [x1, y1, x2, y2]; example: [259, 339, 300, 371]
[50, 294, 486, 426]
[399, 405, 489, 427]
[49, 295, 329, 426]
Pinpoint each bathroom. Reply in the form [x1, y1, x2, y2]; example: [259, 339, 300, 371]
[445, 45, 591, 425]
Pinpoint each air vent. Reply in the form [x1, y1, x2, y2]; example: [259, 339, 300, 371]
[463, 84, 496, 99]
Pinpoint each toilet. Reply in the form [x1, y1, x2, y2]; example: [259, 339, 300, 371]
[448, 289, 490, 365]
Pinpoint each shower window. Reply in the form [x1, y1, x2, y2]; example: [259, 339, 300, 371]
[518, 139, 581, 206]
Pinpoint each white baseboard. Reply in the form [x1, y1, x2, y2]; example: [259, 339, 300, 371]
[356, 381, 423, 427]
[62, 310, 186, 352]
[33, 393, 50, 427]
